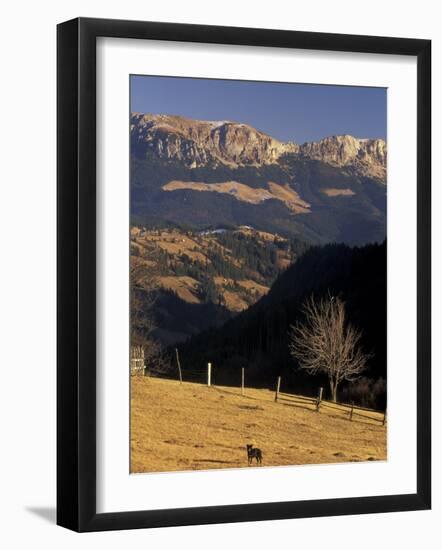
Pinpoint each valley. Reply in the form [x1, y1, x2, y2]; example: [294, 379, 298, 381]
[128, 78, 388, 475]
[130, 112, 387, 402]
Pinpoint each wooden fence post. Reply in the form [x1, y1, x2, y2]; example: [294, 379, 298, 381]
[274, 376, 281, 402]
[130, 345, 145, 376]
[349, 402, 354, 421]
[207, 362, 212, 387]
[316, 387, 323, 412]
[241, 368, 245, 396]
[175, 348, 183, 384]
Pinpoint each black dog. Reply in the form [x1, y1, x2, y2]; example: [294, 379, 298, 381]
[246, 444, 263, 465]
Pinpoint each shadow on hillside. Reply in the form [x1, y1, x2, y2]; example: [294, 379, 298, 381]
[194, 459, 238, 465]
[154, 290, 233, 347]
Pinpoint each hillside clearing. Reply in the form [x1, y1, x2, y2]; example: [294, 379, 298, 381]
[131, 377, 387, 473]
[321, 187, 356, 197]
[158, 276, 200, 304]
[162, 180, 311, 213]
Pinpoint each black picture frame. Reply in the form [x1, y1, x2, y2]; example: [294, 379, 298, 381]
[57, 17, 431, 532]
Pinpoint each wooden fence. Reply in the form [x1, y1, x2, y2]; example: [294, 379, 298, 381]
[276, 384, 386, 425]
[162, 351, 388, 425]
[130, 345, 145, 376]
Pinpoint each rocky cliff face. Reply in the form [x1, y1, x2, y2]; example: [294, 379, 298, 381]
[131, 113, 298, 168]
[131, 113, 386, 181]
[298, 135, 387, 181]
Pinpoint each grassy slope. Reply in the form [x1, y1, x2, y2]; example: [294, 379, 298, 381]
[131, 156, 386, 245]
[131, 377, 386, 473]
[131, 228, 278, 310]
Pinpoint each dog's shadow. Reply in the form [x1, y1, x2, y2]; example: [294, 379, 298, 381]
[195, 458, 237, 465]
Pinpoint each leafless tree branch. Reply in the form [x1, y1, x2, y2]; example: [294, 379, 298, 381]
[288, 294, 371, 401]
[130, 249, 171, 375]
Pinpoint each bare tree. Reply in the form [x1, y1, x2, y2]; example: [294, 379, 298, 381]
[288, 294, 370, 402]
[131, 255, 170, 376]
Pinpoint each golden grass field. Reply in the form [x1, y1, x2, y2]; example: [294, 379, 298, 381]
[130, 377, 387, 473]
[162, 180, 310, 213]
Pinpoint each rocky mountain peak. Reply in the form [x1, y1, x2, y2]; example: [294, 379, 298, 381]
[131, 113, 386, 181]
[131, 113, 299, 168]
[298, 135, 387, 181]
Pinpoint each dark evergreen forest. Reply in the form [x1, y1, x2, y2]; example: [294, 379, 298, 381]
[178, 241, 387, 409]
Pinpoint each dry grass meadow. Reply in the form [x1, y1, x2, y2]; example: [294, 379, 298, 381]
[130, 377, 387, 473]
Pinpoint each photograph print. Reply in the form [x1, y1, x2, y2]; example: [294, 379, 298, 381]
[129, 75, 387, 474]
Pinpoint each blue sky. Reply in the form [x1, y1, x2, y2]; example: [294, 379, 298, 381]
[131, 75, 386, 144]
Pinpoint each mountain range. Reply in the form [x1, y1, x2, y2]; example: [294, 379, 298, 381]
[131, 114, 387, 246]
[130, 113, 387, 403]
[131, 113, 386, 180]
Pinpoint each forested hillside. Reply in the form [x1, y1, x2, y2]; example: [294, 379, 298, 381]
[178, 241, 387, 408]
[130, 225, 308, 345]
[130, 114, 387, 408]
[131, 152, 386, 246]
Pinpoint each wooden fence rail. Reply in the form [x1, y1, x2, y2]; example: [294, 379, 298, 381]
[130, 345, 145, 376]
[320, 400, 386, 423]
[275, 377, 385, 425]
[148, 365, 386, 426]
